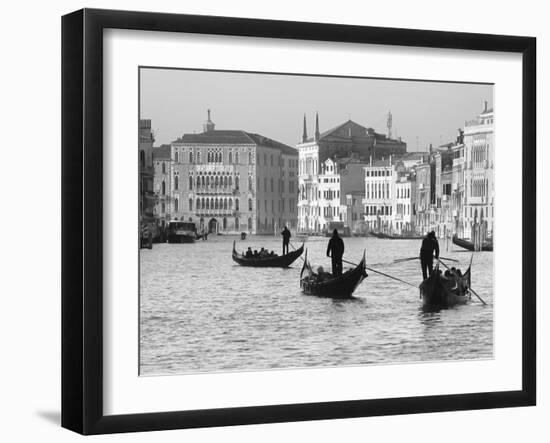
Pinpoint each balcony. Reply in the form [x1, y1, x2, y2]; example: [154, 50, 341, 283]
[195, 209, 238, 217]
[195, 187, 239, 195]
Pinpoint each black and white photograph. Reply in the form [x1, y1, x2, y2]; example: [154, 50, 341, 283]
[138, 68, 495, 375]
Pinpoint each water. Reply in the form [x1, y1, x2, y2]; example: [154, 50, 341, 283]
[139, 236, 493, 375]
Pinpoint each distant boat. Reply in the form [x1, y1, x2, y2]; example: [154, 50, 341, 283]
[300, 250, 367, 298]
[419, 263, 471, 308]
[167, 221, 196, 243]
[452, 234, 493, 251]
[370, 231, 423, 240]
[232, 241, 304, 268]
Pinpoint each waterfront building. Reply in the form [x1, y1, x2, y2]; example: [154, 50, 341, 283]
[139, 119, 155, 230]
[463, 102, 494, 241]
[432, 143, 454, 236]
[169, 110, 298, 234]
[451, 141, 466, 237]
[362, 157, 396, 233]
[297, 113, 406, 233]
[394, 171, 413, 234]
[152, 144, 171, 228]
[343, 191, 366, 234]
[412, 162, 432, 235]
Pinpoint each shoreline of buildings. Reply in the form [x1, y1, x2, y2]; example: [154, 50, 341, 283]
[139, 103, 494, 242]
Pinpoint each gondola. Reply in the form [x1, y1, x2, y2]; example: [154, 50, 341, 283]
[452, 234, 493, 251]
[372, 232, 423, 240]
[300, 250, 367, 298]
[419, 262, 471, 308]
[232, 241, 304, 267]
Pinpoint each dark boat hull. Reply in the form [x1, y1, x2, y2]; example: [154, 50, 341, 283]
[300, 252, 367, 298]
[452, 235, 493, 251]
[419, 264, 471, 308]
[232, 241, 304, 267]
[167, 234, 196, 243]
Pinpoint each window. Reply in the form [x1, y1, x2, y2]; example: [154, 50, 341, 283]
[270, 178, 274, 192]
[140, 150, 145, 167]
[162, 162, 166, 174]
[235, 217, 239, 230]
[161, 180, 165, 195]
[223, 217, 227, 230]
[229, 152, 233, 164]
[189, 152, 193, 163]
[236, 176, 240, 190]
[161, 202, 165, 213]
[189, 199, 193, 211]
[174, 151, 179, 163]
[235, 152, 239, 164]
[174, 198, 179, 212]
[174, 175, 179, 190]
[248, 218, 252, 229]
[248, 199, 253, 211]
[189, 176, 193, 190]
[235, 199, 240, 211]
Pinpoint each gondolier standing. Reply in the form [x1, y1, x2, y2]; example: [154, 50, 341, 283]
[327, 229, 345, 277]
[281, 226, 291, 255]
[420, 230, 440, 280]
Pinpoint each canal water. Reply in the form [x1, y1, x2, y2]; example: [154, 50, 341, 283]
[139, 236, 493, 375]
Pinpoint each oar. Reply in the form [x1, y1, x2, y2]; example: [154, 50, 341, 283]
[394, 256, 459, 264]
[438, 258, 487, 305]
[341, 258, 417, 288]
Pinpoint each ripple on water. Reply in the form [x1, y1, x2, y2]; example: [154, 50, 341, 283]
[140, 236, 494, 375]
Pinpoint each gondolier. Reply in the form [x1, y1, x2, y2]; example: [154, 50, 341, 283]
[326, 229, 345, 277]
[420, 230, 439, 280]
[281, 226, 291, 255]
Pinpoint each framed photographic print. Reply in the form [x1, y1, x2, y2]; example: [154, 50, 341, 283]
[61, 8, 536, 435]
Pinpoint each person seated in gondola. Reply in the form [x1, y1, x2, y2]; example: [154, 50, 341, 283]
[245, 247, 253, 258]
[269, 250, 276, 257]
[253, 250, 259, 257]
[259, 247, 267, 257]
[315, 266, 332, 282]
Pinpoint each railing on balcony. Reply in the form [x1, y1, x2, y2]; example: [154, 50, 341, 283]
[195, 209, 238, 217]
[195, 187, 240, 195]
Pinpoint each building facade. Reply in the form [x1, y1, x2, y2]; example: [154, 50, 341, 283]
[363, 157, 396, 233]
[168, 111, 298, 234]
[297, 114, 406, 233]
[139, 119, 155, 231]
[463, 103, 494, 241]
[152, 144, 171, 228]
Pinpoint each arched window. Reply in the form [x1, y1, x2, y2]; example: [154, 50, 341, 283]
[206, 199, 210, 210]
[235, 218, 239, 230]
[248, 199, 252, 211]
[196, 176, 200, 187]
[161, 202, 165, 213]
[249, 151, 253, 164]
[235, 199, 240, 211]
[270, 178, 274, 192]
[201, 176, 205, 186]
[174, 198, 179, 212]
[140, 150, 145, 167]
[174, 175, 179, 190]
[162, 162, 166, 174]
[229, 176, 233, 187]
[223, 217, 227, 230]
[207, 152, 211, 163]
[189, 152, 193, 163]
[189, 176, 193, 190]
[248, 218, 252, 229]
[229, 199, 233, 210]
[235, 152, 239, 164]
[161, 180, 165, 195]
[206, 176, 210, 186]
[224, 176, 228, 187]
[189, 199, 193, 211]
[223, 199, 227, 210]
[215, 176, 219, 187]
[174, 151, 179, 163]
[249, 176, 253, 191]
[235, 176, 240, 190]
[229, 152, 232, 164]
[197, 151, 201, 163]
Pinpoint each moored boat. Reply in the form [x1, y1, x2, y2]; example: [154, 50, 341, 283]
[167, 221, 197, 243]
[419, 263, 471, 308]
[300, 251, 367, 298]
[452, 234, 493, 251]
[232, 241, 304, 267]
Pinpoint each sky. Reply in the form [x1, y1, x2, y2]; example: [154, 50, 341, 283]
[140, 68, 493, 150]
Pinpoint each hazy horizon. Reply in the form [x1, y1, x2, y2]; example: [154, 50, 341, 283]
[140, 67, 493, 150]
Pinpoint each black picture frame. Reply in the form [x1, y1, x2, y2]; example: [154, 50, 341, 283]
[61, 8, 536, 435]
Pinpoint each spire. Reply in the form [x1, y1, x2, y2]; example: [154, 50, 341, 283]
[203, 109, 215, 133]
[302, 114, 308, 142]
[314, 112, 320, 141]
